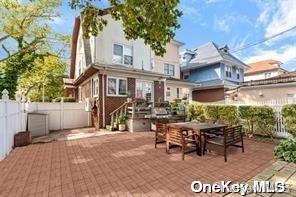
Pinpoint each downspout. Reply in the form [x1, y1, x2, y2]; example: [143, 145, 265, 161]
[102, 71, 106, 128]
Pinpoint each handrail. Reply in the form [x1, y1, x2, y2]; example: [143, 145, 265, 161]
[109, 101, 133, 115]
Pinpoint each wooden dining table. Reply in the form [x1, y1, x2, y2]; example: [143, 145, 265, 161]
[167, 122, 227, 156]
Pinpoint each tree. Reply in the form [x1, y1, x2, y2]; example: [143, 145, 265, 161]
[70, 0, 182, 56]
[0, 0, 67, 98]
[18, 56, 66, 102]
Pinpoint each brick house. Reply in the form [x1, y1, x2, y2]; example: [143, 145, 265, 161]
[64, 13, 192, 128]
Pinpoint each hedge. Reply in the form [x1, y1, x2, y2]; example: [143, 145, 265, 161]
[282, 104, 296, 137]
[52, 97, 76, 102]
[187, 104, 276, 138]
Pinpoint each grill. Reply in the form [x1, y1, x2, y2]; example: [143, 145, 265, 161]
[145, 107, 171, 119]
[145, 107, 171, 131]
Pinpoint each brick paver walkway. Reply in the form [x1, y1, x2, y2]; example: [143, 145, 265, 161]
[0, 132, 275, 197]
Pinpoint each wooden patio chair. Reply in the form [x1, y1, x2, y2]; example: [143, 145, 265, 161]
[166, 126, 200, 160]
[204, 125, 244, 162]
[155, 123, 168, 148]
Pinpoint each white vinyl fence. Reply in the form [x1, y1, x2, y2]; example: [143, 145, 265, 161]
[0, 100, 26, 160]
[0, 90, 91, 160]
[27, 102, 91, 131]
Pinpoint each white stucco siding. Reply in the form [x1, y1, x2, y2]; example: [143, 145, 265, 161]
[154, 42, 181, 79]
[94, 15, 152, 70]
[165, 83, 192, 102]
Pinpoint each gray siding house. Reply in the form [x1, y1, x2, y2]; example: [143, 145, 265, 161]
[180, 42, 249, 102]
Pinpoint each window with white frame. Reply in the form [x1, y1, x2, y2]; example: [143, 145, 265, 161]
[92, 77, 99, 97]
[107, 77, 127, 96]
[166, 87, 171, 97]
[235, 68, 240, 79]
[265, 72, 272, 78]
[225, 65, 232, 78]
[136, 80, 153, 102]
[113, 44, 133, 65]
[177, 88, 182, 99]
[164, 64, 175, 76]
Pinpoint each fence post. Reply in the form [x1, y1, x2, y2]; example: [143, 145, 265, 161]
[2, 90, 9, 156]
[61, 97, 64, 130]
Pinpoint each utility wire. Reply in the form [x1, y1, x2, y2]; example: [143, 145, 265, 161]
[184, 25, 296, 63]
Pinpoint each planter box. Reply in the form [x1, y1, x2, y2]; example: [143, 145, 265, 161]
[14, 131, 32, 147]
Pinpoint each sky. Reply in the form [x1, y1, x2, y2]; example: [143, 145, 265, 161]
[52, 0, 296, 71]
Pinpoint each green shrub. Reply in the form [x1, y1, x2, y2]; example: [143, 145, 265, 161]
[238, 105, 255, 135]
[238, 105, 276, 138]
[203, 105, 219, 123]
[252, 106, 276, 138]
[187, 104, 205, 122]
[274, 138, 296, 162]
[282, 104, 296, 137]
[53, 97, 76, 102]
[218, 105, 238, 125]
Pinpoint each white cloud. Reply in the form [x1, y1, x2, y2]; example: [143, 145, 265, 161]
[180, 0, 202, 24]
[214, 16, 235, 32]
[244, 44, 296, 64]
[256, 0, 296, 40]
[205, 0, 220, 4]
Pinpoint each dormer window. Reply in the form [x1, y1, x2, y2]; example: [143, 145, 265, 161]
[113, 44, 133, 65]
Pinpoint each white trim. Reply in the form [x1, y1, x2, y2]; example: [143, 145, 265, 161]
[106, 76, 128, 97]
[91, 75, 99, 97]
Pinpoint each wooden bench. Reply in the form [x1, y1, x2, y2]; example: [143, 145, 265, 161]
[204, 125, 244, 162]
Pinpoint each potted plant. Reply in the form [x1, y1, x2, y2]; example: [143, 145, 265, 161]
[126, 91, 132, 102]
[117, 113, 128, 131]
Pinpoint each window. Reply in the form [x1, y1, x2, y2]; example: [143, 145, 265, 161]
[107, 77, 127, 96]
[265, 72, 271, 78]
[177, 88, 182, 99]
[166, 87, 171, 97]
[164, 64, 175, 76]
[113, 44, 133, 65]
[136, 80, 153, 102]
[225, 65, 232, 78]
[236, 68, 240, 80]
[92, 77, 99, 97]
[183, 73, 190, 80]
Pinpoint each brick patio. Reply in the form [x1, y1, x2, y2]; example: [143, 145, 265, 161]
[0, 132, 275, 197]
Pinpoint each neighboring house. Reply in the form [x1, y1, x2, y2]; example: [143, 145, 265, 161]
[64, 13, 191, 128]
[244, 59, 286, 81]
[227, 72, 296, 103]
[180, 42, 249, 102]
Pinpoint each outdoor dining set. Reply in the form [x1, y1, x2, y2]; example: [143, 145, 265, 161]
[154, 121, 245, 162]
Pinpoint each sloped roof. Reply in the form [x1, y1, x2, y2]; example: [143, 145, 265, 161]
[245, 59, 283, 75]
[181, 42, 248, 72]
[241, 71, 296, 87]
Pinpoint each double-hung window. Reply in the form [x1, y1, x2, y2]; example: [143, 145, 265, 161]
[107, 77, 127, 96]
[225, 65, 232, 78]
[113, 44, 133, 65]
[92, 77, 99, 97]
[164, 64, 175, 76]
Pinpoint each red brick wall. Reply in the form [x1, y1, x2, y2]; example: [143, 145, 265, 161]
[98, 76, 136, 128]
[192, 88, 225, 102]
[154, 81, 165, 102]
